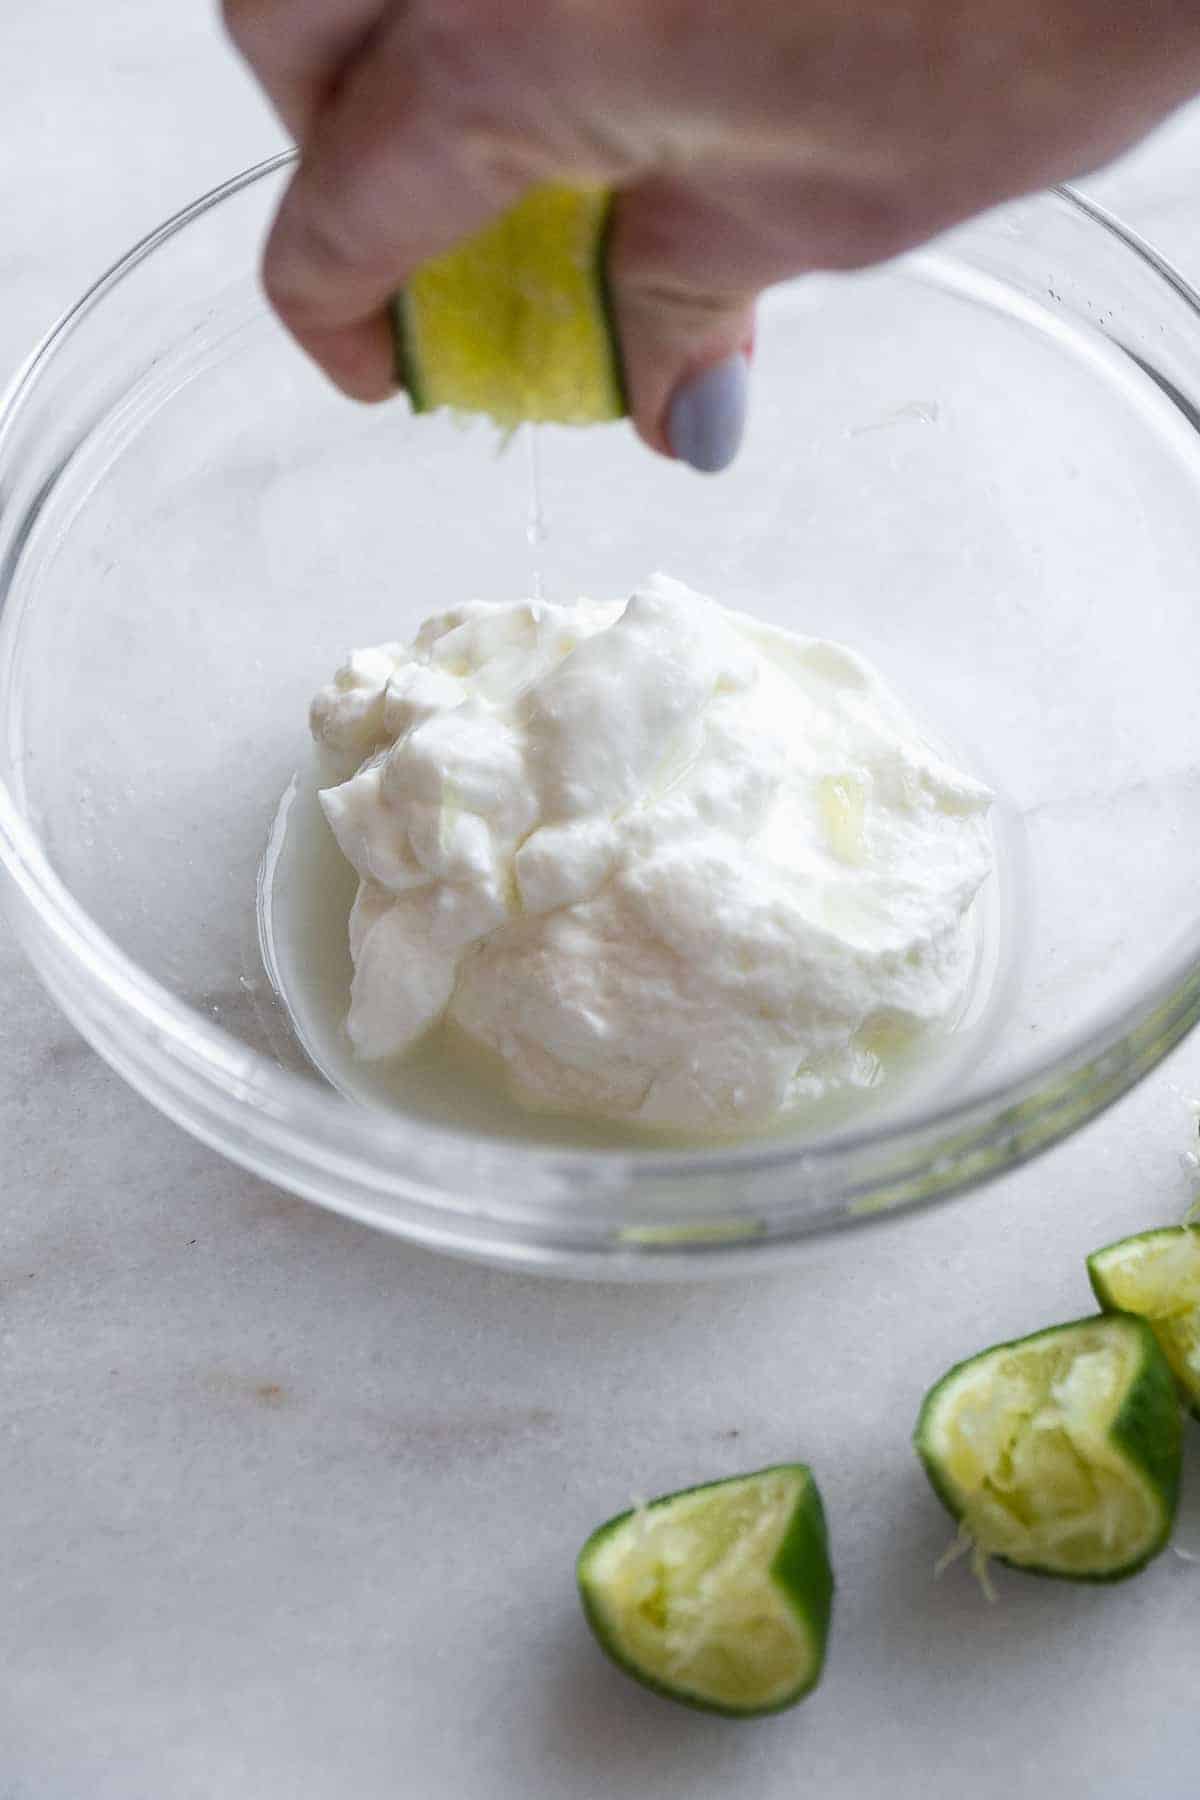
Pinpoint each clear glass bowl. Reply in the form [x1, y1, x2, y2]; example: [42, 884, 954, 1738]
[4, 153, 1200, 1275]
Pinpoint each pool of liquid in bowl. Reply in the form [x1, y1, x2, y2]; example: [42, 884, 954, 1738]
[256, 746, 1018, 1154]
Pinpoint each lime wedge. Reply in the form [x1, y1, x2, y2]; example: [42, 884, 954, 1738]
[915, 1314, 1180, 1584]
[1088, 1225, 1200, 1417]
[393, 185, 626, 429]
[576, 1465, 833, 1716]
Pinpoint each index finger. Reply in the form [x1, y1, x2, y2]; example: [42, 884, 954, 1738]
[261, 16, 552, 399]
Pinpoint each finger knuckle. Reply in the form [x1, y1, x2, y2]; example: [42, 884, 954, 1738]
[458, 124, 555, 196]
[263, 210, 351, 312]
[265, 190, 403, 334]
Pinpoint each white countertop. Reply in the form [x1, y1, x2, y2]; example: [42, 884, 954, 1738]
[4, 9, 1200, 1796]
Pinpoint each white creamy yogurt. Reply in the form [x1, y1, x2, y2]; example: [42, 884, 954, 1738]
[310, 576, 993, 1134]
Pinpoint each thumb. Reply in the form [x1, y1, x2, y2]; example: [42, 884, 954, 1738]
[609, 166, 919, 470]
[608, 177, 760, 473]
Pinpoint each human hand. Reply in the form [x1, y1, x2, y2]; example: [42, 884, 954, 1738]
[224, 0, 1200, 469]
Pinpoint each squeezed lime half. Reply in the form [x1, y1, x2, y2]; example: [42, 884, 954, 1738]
[915, 1314, 1181, 1584]
[577, 1464, 833, 1715]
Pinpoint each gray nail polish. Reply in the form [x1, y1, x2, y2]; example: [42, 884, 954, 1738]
[667, 353, 749, 474]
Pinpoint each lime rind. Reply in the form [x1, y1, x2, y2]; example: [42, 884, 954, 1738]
[593, 193, 629, 416]
[391, 293, 425, 410]
[577, 1465, 833, 1716]
[915, 1314, 1181, 1585]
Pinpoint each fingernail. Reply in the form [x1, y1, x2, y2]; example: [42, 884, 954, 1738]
[667, 353, 749, 473]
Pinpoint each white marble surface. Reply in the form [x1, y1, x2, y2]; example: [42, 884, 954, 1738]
[4, 9, 1200, 1796]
